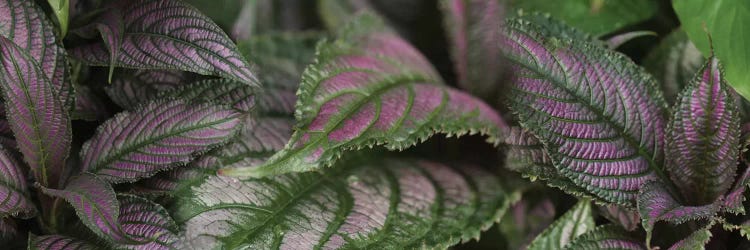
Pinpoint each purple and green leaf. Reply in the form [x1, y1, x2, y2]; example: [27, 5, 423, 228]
[563, 225, 645, 250]
[173, 157, 509, 249]
[527, 200, 595, 250]
[106, 69, 189, 110]
[80, 99, 242, 183]
[155, 79, 256, 112]
[69, 0, 259, 86]
[667, 222, 714, 250]
[723, 166, 750, 214]
[0, 145, 35, 218]
[28, 234, 97, 250]
[0, 36, 71, 188]
[116, 194, 178, 249]
[502, 17, 667, 206]
[597, 205, 640, 232]
[643, 29, 704, 103]
[220, 13, 507, 178]
[666, 56, 741, 205]
[440, 0, 504, 98]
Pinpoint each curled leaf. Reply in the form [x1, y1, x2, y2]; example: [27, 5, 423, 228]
[69, 0, 259, 86]
[80, 99, 242, 183]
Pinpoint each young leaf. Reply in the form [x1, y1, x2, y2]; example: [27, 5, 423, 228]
[116, 194, 179, 249]
[440, 0, 504, 98]
[77, 8, 124, 82]
[666, 57, 741, 205]
[173, 157, 509, 249]
[0, 0, 73, 109]
[502, 17, 667, 206]
[220, 13, 507, 178]
[37, 173, 133, 244]
[667, 222, 714, 250]
[69, 0, 259, 86]
[642, 29, 704, 103]
[0, 145, 35, 218]
[0, 36, 72, 188]
[563, 225, 645, 250]
[527, 200, 595, 250]
[46, 0, 70, 37]
[80, 99, 242, 183]
[28, 234, 98, 250]
[637, 181, 720, 245]
[106, 69, 189, 110]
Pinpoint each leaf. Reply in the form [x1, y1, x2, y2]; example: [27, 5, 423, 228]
[317, 0, 374, 31]
[220, 13, 507, 178]
[642, 29, 704, 103]
[502, 17, 667, 206]
[106, 69, 189, 110]
[72, 84, 109, 121]
[667, 222, 714, 250]
[637, 181, 720, 246]
[0, 0, 73, 109]
[37, 173, 132, 244]
[116, 195, 178, 249]
[440, 0, 504, 98]
[723, 166, 750, 214]
[156, 79, 256, 112]
[0, 145, 35, 218]
[527, 200, 595, 250]
[498, 196, 556, 249]
[173, 157, 509, 249]
[28, 234, 98, 250]
[81, 8, 124, 82]
[69, 0, 259, 86]
[605, 31, 656, 49]
[0, 36, 72, 188]
[47, 0, 70, 37]
[510, 0, 657, 36]
[597, 205, 640, 231]
[0, 217, 18, 244]
[666, 57, 741, 205]
[673, 0, 750, 101]
[563, 225, 645, 250]
[80, 99, 242, 183]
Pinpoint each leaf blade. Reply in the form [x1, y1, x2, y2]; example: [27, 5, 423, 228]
[527, 200, 595, 250]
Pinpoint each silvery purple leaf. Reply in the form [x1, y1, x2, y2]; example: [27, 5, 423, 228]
[173, 157, 509, 249]
[80, 99, 242, 183]
[28, 234, 97, 250]
[0, 36, 72, 188]
[69, 0, 259, 86]
[37, 173, 134, 244]
[156, 79, 256, 112]
[724, 166, 750, 214]
[637, 181, 720, 246]
[106, 69, 188, 110]
[0, 0, 73, 109]
[502, 17, 666, 206]
[0, 145, 35, 218]
[440, 0, 504, 98]
[666, 57, 741, 205]
[116, 194, 178, 249]
[221, 13, 507, 178]
[563, 225, 645, 250]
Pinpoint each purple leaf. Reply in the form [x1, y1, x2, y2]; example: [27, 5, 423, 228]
[564, 225, 646, 250]
[37, 173, 133, 244]
[597, 205, 640, 231]
[0, 36, 72, 188]
[106, 69, 189, 110]
[666, 57, 741, 205]
[80, 99, 242, 183]
[116, 194, 178, 249]
[0, 145, 35, 218]
[73, 84, 109, 121]
[0, 0, 73, 109]
[502, 18, 666, 206]
[723, 166, 750, 214]
[78, 8, 124, 82]
[156, 79, 256, 112]
[220, 13, 507, 178]
[69, 0, 259, 86]
[637, 181, 720, 246]
[440, 0, 504, 97]
[28, 234, 97, 250]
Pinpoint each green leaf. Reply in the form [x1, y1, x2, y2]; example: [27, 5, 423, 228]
[674, 0, 750, 101]
[510, 0, 657, 36]
[173, 156, 510, 249]
[642, 29, 705, 103]
[220, 13, 507, 178]
[527, 200, 595, 250]
[563, 225, 645, 250]
[46, 0, 69, 36]
[667, 222, 714, 250]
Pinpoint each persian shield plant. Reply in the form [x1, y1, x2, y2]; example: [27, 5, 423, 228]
[0, 0, 748, 249]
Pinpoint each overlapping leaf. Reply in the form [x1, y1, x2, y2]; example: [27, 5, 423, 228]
[0, 36, 71, 188]
[117, 195, 179, 249]
[0, 146, 34, 218]
[667, 222, 713, 250]
[597, 205, 640, 231]
[502, 17, 667, 206]
[106, 69, 189, 110]
[643, 29, 704, 103]
[440, 0, 504, 98]
[527, 200, 594, 250]
[156, 79, 256, 112]
[80, 99, 242, 183]
[666, 57, 740, 205]
[221, 13, 507, 178]
[563, 225, 645, 250]
[173, 157, 509, 249]
[0, 0, 73, 109]
[724, 166, 750, 214]
[28, 234, 98, 250]
[69, 0, 259, 86]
